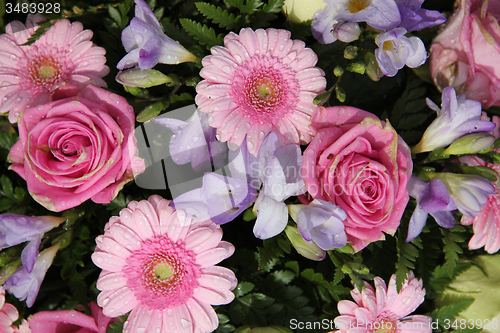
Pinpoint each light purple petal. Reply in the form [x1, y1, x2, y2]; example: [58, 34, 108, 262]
[343, 0, 401, 30]
[0, 214, 63, 249]
[4, 244, 59, 307]
[406, 205, 428, 242]
[419, 178, 450, 213]
[311, 5, 339, 44]
[138, 34, 163, 69]
[396, 1, 446, 32]
[21, 236, 42, 273]
[133, 0, 163, 31]
[310, 222, 347, 250]
[430, 211, 456, 229]
[254, 195, 289, 239]
[116, 49, 141, 70]
[171, 188, 210, 221]
[201, 173, 258, 224]
[334, 22, 361, 42]
[121, 26, 137, 52]
[405, 36, 427, 68]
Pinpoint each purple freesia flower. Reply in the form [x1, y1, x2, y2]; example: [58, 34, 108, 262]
[406, 176, 456, 242]
[396, 0, 446, 32]
[250, 133, 306, 239]
[294, 200, 347, 250]
[413, 87, 497, 154]
[312, 0, 400, 44]
[4, 243, 60, 307]
[430, 173, 495, 219]
[171, 136, 258, 224]
[375, 28, 427, 77]
[117, 0, 196, 70]
[153, 110, 227, 172]
[0, 214, 64, 273]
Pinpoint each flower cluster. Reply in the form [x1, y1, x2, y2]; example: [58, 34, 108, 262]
[311, 0, 445, 77]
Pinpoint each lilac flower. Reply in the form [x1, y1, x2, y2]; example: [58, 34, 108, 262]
[375, 28, 427, 77]
[4, 243, 60, 307]
[312, 0, 400, 44]
[153, 109, 227, 172]
[117, 0, 196, 70]
[430, 173, 495, 219]
[171, 136, 258, 224]
[290, 200, 347, 250]
[172, 172, 258, 224]
[172, 132, 305, 239]
[413, 87, 497, 154]
[396, 0, 446, 32]
[406, 176, 456, 242]
[250, 133, 306, 239]
[0, 214, 64, 273]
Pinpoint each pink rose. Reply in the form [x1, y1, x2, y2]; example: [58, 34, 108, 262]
[27, 302, 116, 333]
[7, 85, 145, 212]
[302, 106, 413, 251]
[429, 0, 500, 108]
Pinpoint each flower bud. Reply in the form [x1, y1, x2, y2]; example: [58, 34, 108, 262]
[284, 226, 326, 261]
[344, 46, 358, 60]
[116, 68, 172, 88]
[443, 133, 495, 155]
[334, 22, 361, 43]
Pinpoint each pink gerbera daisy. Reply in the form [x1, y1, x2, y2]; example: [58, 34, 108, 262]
[334, 272, 431, 333]
[92, 195, 237, 333]
[0, 15, 109, 123]
[196, 28, 326, 155]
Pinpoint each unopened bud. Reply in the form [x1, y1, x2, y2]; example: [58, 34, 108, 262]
[116, 68, 172, 88]
[347, 61, 366, 75]
[443, 133, 496, 155]
[344, 45, 358, 60]
[284, 226, 326, 261]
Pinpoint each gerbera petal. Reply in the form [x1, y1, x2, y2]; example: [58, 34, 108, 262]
[186, 298, 219, 332]
[96, 272, 128, 291]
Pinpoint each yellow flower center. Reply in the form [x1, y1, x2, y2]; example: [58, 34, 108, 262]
[38, 66, 55, 79]
[347, 0, 371, 13]
[154, 263, 174, 281]
[383, 40, 394, 51]
[372, 319, 398, 333]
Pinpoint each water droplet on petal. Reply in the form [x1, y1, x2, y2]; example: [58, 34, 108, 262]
[180, 319, 191, 328]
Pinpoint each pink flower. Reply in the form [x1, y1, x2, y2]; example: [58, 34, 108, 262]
[301, 106, 413, 252]
[429, 0, 500, 109]
[92, 195, 237, 333]
[27, 302, 116, 333]
[461, 114, 500, 253]
[7, 85, 145, 212]
[334, 272, 431, 333]
[0, 15, 109, 123]
[196, 28, 326, 155]
[0, 286, 19, 333]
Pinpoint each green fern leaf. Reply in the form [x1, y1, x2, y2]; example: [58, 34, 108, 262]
[195, 2, 242, 29]
[179, 18, 224, 50]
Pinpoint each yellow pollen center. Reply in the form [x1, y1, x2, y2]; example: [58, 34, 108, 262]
[257, 85, 271, 99]
[373, 320, 397, 333]
[38, 66, 54, 79]
[383, 40, 394, 51]
[347, 0, 371, 13]
[154, 264, 173, 281]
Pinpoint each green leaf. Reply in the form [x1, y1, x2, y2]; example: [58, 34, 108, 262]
[108, 6, 122, 27]
[195, 2, 242, 30]
[225, 0, 244, 10]
[179, 18, 224, 50]
[241, 0, 264, 13]
[395, 232, 419, 292]
[262, 0, 284, 13]
[235, 281, 255, 297]
[257, 234, 291, 271]
[107, 315, 128, 333]
[271, 270, 295, 285]
[431, 299, 475, 323]
[442, 226, 466, 277]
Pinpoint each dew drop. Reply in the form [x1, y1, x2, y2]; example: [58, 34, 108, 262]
[222, 66, 231, 74]
[278, 45, 284, 51]
[247, 141, 254, 151]
[95, 256, 104, 263]
[259, 131, 265, 139]
[102, 298, 110, 306]
[180, 319, 191, 328]
[136, 328, 146, 333]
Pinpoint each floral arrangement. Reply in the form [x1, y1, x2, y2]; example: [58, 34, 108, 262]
[2, 0, 500, 332]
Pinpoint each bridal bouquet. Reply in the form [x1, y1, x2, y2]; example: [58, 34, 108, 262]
[1, 0, 500, 332]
